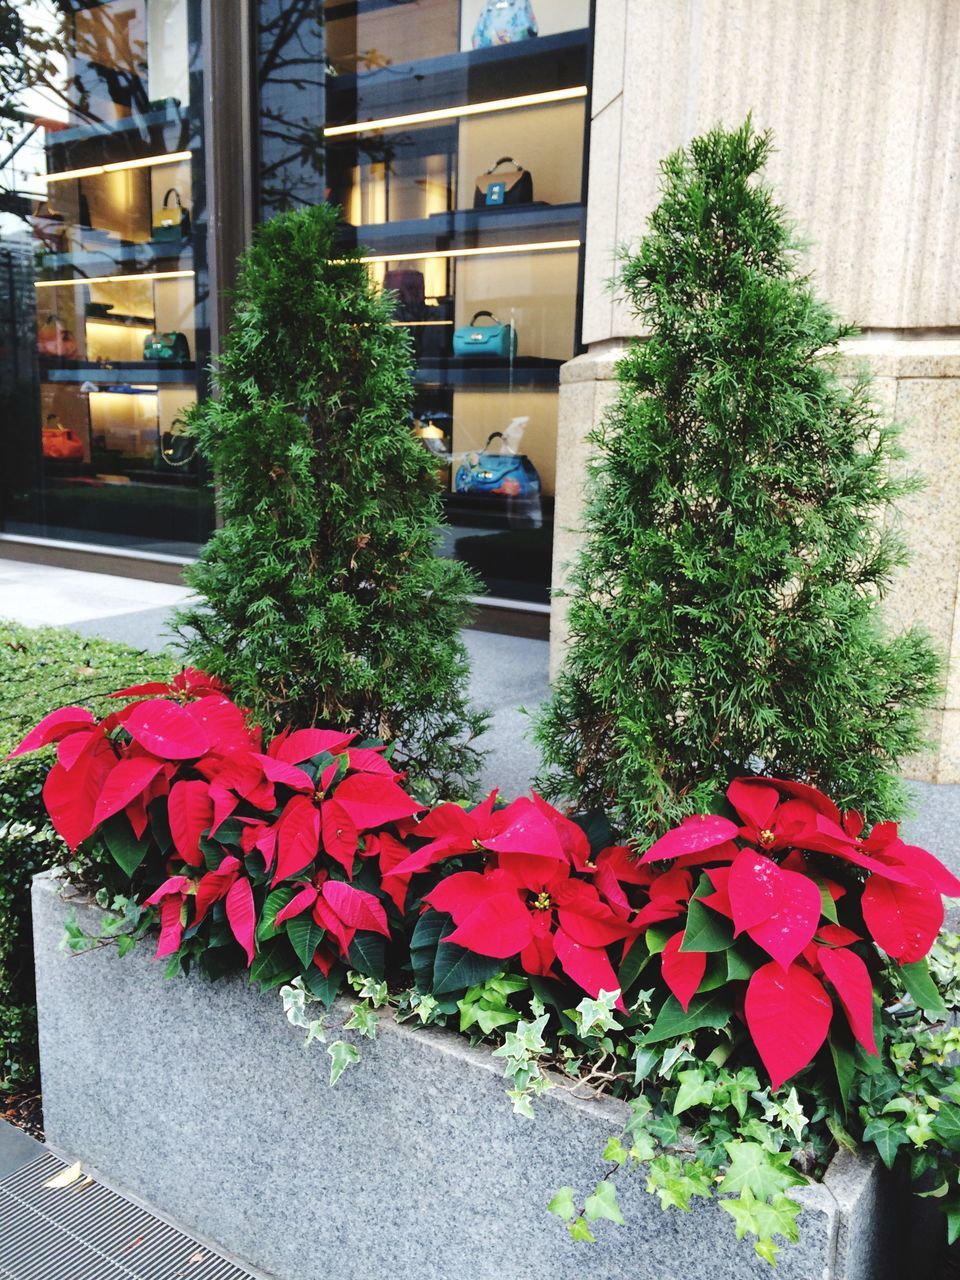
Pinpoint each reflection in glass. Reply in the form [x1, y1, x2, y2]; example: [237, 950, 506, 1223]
[0, 0, 213, 557]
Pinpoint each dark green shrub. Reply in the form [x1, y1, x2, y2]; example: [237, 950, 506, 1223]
[0, 622, 175, 1088]
[536, 121, 941, 838]
[175, 203, 486, 798]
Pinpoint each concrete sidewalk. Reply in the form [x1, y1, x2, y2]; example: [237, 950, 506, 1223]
[0, 556, 957, 881]
[0, 558, 547, 800]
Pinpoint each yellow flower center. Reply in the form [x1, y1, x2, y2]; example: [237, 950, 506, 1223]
[758, 828, 775, 848]
[533, 892, 552, 911]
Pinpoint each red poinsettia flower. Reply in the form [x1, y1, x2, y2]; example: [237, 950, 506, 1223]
[423, 853, 635, 1009]
[274, 871, 390, 968]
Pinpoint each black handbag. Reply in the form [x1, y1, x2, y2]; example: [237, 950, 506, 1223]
[153, 188, 191, 242]
[473, 158, 533, 209]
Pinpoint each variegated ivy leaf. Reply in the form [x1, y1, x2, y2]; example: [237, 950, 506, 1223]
[327, 1040, 360, 1086]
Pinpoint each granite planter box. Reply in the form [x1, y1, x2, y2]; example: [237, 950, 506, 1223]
[33, 870, 903, 1280]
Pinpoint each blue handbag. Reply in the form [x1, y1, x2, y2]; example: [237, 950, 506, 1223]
[452, 310, 518, 359]
[455, 432, 541, 498]
[472, 0, 538, 48]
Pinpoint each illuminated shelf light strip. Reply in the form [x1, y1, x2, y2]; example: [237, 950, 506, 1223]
[35, 269, 195, 288]
[388, 319, 454, 327]
[324, 86, 587, 138]
[43, 150, 193, 185]
[360, 239, 580, 266]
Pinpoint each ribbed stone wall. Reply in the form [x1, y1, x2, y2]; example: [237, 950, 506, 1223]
[552, 1, 960, 782]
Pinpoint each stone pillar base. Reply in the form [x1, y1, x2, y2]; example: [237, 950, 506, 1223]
[551, 337, 960, 784]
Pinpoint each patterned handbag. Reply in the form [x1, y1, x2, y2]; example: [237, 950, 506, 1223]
[472, 0, 538, 48]
[454, 431, 541, 497]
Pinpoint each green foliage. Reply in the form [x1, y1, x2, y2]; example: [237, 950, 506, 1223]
[175, 202, 487, 797]
[0, 621, 174, 1088]
[536, 120, 941, 836]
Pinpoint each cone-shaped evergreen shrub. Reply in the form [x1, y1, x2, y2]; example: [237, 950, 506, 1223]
[176, 204, 486, 796]
[536, 122, 940, 836]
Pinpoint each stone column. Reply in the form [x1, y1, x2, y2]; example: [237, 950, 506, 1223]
[552, 0, 960, 781]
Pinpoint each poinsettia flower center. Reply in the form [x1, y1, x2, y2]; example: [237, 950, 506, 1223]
[532, 891, 552, 911]
[758, 828, 775, 848]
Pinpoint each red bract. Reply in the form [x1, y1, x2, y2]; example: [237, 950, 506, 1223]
[424, 854, 634, 1009]
[745, 961, 833, 1091]
[661, 933, 706, 1012]
[275, 871, 390, 963]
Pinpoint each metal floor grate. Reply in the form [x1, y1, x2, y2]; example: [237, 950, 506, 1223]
[0, 1152, 259, 1280]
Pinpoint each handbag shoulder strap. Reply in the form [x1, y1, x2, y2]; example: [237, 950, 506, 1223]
[469, 310, 500, 326]
[163, 188, 182, 208]
[484, 431, 505, 451]
[485, 157, 522, 174]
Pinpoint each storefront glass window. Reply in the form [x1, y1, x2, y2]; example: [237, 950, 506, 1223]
[324, 0, 592, 604]
[0, 0, 213, 557]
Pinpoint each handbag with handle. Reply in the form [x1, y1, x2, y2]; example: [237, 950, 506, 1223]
[452, 311, 517, 359]
[473, 157, 533, 209]
[152, 188, 191, 242]
[472, 0, 538, 48]
[143, 331, 191, 361]
[454, 431, 541, 497]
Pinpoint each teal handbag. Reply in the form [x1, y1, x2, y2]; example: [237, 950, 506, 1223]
[143, 331, 190, 361]
[452, 311, 517, 359]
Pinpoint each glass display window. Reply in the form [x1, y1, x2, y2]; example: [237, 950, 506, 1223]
[325, 0, 592, 603]
[325, 0, 590, 74]
[1, 0, 213, 557]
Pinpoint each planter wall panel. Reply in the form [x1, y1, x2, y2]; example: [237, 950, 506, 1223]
[33, 872, 893, 1280]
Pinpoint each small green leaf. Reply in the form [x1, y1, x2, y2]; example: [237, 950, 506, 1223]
[725, 948, 756, 982]
[680, 895, 734, 953]
[250, 947, 298, 991]
[816, 880, 839, 925]
[286, 916, 324, 968]
[640, 991, 733, 1044]
[327, 1039, 360, 1085]
[719, 1142, 805, 1200]
[567, 1217, 596, 1243]
[618, 938, 652, 991]
[547, 1186, 576, 1222]
[347, 931, 386, 980]
[101, 813, 148, 879]
[584, 1180, 625, 1226]
[828, 1028, 856, 1115]
[899, 959, 947, 1015]
[432, 940, 502, 995]
[257, 885, 297, 940]
[602, 1137, 630, 1166]
[862, 1116, 909, 1170]
[672, 1068, 716, 1115]
[932, 1100, 960, 1152]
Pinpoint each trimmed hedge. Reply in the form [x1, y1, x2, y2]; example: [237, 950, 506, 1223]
[0, 622, 175, 1088]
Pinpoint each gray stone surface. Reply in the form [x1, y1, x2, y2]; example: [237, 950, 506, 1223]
[34, 872, 891, 1280]
[0, 1118, 43, 1178]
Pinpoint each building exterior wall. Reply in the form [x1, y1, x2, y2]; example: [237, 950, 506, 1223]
[552, 0, 960, 781]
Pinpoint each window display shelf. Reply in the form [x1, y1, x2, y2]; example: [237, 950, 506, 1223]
[414, 357, 561, 388]
[39, 241, 193, 273]
[342, 203, 584, 256]
[50, 104, 194, 148]
[42, 364, 196, 385]
[326, 29, 589, 131]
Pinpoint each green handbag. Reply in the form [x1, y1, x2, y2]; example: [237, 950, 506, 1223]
[152, 188, 191, 242]
[143, 331, 190, 361]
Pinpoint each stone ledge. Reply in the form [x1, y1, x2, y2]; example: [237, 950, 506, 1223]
[33, 870, 894, 1280]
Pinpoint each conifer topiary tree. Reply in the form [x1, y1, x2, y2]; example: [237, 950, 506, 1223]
[176, 203, 486, 796]
[535, 121, 940, 836]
